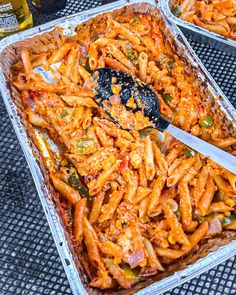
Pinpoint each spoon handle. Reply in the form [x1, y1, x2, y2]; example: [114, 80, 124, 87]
[166, 124, 236, 174]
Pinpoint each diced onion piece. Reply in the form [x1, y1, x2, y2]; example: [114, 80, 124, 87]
[207, 218, 222, 236]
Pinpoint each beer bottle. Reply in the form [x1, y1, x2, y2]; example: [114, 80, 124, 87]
[0, 0, 33, 38]
[32, 0, 67, 14]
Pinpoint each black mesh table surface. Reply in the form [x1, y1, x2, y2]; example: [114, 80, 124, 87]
[0, 1, 236, 294]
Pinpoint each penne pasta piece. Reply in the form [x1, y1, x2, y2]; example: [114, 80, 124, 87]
[124, 172, 138, 203]
[226, 170, 236, 191]
[32, 130, 56, 171]
[213, 174, 236, 197]
[78, 64, 92, 81]
[108, 19, 141, 44]
[140, 36, 156, 55]
[70, 54, 81, 84]
[193, 166, 209, 205]
[133, 186, 152, 204]
[181, 154, 202, 183]
[27, 111, 51, 129]
[139, 197, 149, 219]
[138, 52, 148, 81]
[103, 258, 134, 289]
[198, 176, 217, 216]
[207, 201, 232, 215]
[185, 221, 209, 252]
[95, 126, 114, 147]
[49, 43, 75, 64]
[50, 174, 81, 204]
[90, 275, 114, 289]
[93, 118, 135, 141]
[104, 57, 133, 75]
[106, 44, 137, 73]
[87, 160, 121, 196]
[89, 43, 98, 70]
[86, 147, 116, 170]
[144, 238, 164, 271]
[71, 88, 94, 97]
[99, 241, 122, 262]
[21, 50, 33, 79]
[61, 95, 97, 108]
[74, 198, 87, 242]
[138, 161, 147, 187]
[210, 137, 236, 149]
[82, 107, 93, 130]
[14, 81, 66, 93]
[105, 29, 118, 39]
[179, 181, 192, 228]
[184, 220, 198, 232]
[167, 156, 196, 187]
[152, 141, 168, 173]
[144, 136, 155, 181]
[115, 137, 131, 150]
[168, 156, 184, 175]
[97, 55, 105, 68]
[65, 46, 79, 79]
[89, 191, 105, 224]
[95, 37, 129, 51]
[163, 199, 190, 247]
[155, 247, 185, 260]
[94, 37, 112, 47]
[166, 141, 184, 166]
[161, 187, 178, 202]
[148, 173, 167, 214]
[213, 1, 232, 10]
[83, 217, 105, 271]
[99, 190, 124, 222]
[74, 106, 85, 126]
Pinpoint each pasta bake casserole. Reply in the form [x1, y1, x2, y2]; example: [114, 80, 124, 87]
[10, 9, 236, 291]
[172, 0, 236, 40]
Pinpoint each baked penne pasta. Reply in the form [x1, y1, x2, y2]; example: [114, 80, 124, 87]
[11, 10, 236, 290]
[175, 0, 236, 41]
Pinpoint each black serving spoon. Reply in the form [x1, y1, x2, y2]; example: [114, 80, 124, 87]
[93, 68, 236, 174]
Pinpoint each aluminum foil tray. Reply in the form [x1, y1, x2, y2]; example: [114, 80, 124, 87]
[0, 0, 236, 294]
[160, 0, 236, 57]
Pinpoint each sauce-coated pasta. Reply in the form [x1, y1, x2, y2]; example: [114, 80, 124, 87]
[11, 11, 236, 290]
